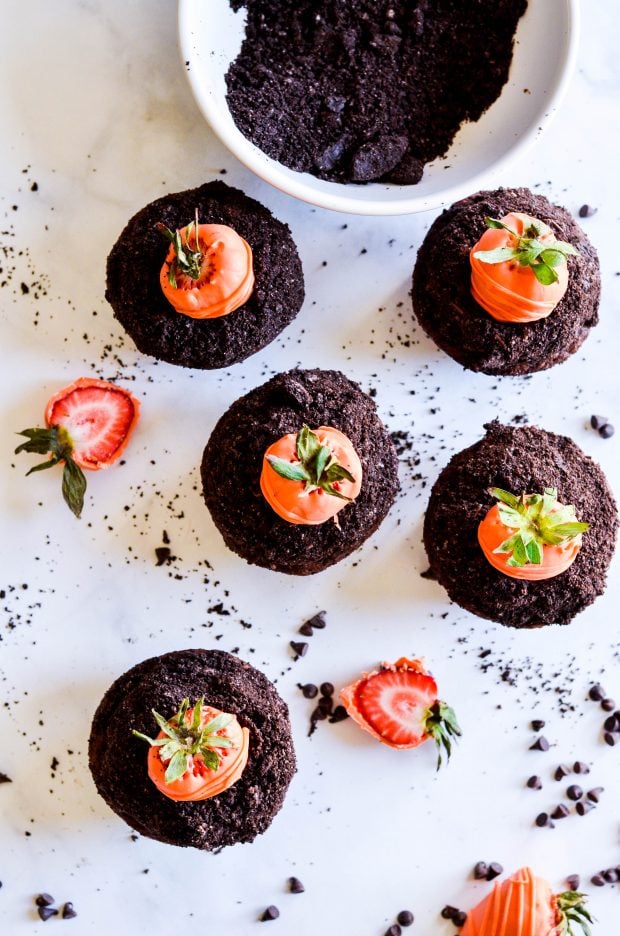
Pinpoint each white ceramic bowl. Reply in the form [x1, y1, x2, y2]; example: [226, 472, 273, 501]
[178, 0, 579, 216]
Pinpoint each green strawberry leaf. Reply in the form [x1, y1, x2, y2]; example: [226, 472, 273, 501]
[164, 750, 189, 784]
[61, 458, 87, 519]
[265, 456, 311, 483]
[532, 261, 559, 285]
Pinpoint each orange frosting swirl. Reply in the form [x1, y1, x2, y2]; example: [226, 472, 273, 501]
[160, 222, 254, 319]
[461, 867, 559, 936]
[146, 705, 249, 802]
[260, 426, 362, 525]
[470, 213, 569, 323]
[478, 502, 582, 581]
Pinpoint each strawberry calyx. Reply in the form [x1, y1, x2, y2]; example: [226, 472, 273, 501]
[15, 425, 86, 518]
[473, 216, 578, 286]
[266, 424, 356, 501]
[489, 487, 589, 568]
[132, 697, 234, 785]
[555, 890, 594, 936]
[423, 700, 462, 770]
[157, 209, 203, 287]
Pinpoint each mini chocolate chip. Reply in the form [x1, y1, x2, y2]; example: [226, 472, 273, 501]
[317, 695, 333, 714]
[601, 698, 615, 712]
[566, 874, 580, 891]
[535, 812, 550, 827]
[37, 907, 58, 922]
[320, 682, 334, 697]
[305, 611, 326, 630]
[530, 736, 549, 751]
[527, 775, 542, 790]
[567, 785, 583, 801]
[599, 423, 615, 439]
[301, 683, 318, 699]
[329, 705, 349, 723]
[290, 641, 308, 658]
[587, 787, 604, 803]
[531, 719, 546, 731]
[604, 714, 619, 732]
[591, 874, 606, 887]
[261, 906, 280, 921]
[573, 761, 590, 774]
[551, 804, 570, 819]
[298, 622, 314, 636]
[554, 764, 570, 781]
[441, 906, 458, 920]
[397, 910, 414, 926]
[579, 204, 597, 218]
[384, 926, 401, 936]
[576, 801, 594, 816]
[486, 862, 503, 881]
[453, 910, 468, 927]
[603, 869, 619, 884]
[62, 902, 77, 919]
[35, 895, 55, 907]
[311, 706, 327, 722]
[473, 861, 488, 880]
[604, 731, 616, 746]
[589, 417, 607, 433]
[288, 877, 305, 894]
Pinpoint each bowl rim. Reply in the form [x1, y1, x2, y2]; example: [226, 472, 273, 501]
[178, 0, 580, 217]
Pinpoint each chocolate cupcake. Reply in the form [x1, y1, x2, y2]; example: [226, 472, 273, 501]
[423, 422, 617, 628]
[412, 187, 600, 375]
[89, 649, 296, 850]
[201, 368, 399, 575]
[106, 180, 304, 369]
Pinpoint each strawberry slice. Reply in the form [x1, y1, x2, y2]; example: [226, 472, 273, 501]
[340, 657, 461, 767]
[16, 378, 140, 518]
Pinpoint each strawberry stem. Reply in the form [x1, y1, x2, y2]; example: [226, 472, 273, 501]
[132, 698, 234, 785]
[474, 216, 578, 286]
[157, 209, 203, 287]
[15, 425, 87, 518]
[424, 700, 461, 770]
[490, 487, 589, 568]
[555, 891, 594, 936]
[266, 425, 356, 500]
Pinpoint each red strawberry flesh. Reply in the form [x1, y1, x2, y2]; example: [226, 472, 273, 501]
[354, 667, 438, 748]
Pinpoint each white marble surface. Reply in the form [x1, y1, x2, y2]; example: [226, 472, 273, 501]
[1, 2, 619, 934]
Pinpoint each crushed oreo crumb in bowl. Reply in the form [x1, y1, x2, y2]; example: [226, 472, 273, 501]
[179, 0, 579, 215]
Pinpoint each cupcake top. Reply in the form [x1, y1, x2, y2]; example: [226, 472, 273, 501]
[423, 421, 617, 628]
[412, 187, 600, 375]
[89, 649, 296, 850]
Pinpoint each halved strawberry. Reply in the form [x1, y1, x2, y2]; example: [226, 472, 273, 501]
[15, 377, 140, 518]
[340, 657, 461, 768]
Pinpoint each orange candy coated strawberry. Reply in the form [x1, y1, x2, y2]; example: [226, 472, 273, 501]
[478, 487, 588, 581]
[15, 377, 140, 517]
[159, 217, 254, 319]
[461, 866, 593, 936]
[260, 424, 362, 525]
[470, 213, 577, 323]
[340, 657, 460, 768]
[133, 698, 249, 803]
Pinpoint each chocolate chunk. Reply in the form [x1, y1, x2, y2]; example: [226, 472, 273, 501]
[599, 423, 615, 439]
[261, 905, 280, 921]
[526, 775, 542, 790]
[301, 683, 318, 699]
[288, 877, 305, 894]
[531, 719, 546, 731]
[567, 785, 583, 801]
[37, 907, 58, 922]
[590, 874, 605, 887]
[62, 902, 77, 919]
[589, 417, 607, 432]
[551, 804, 569, 819]
[320, 682, 334, 697]
[473, 861, 488, 880]
[587, 787, 604, 803]
[314, 138, 349, 173]
[35, 895, 55, 907]
[554, 764, 570, 781]
[382, 152, 424, 185]
[576, 801, 594, 816]
[351, 135, 409, 182]
[566, 874, 580, 891]
[530, 736, 550, 752]
[579, 204, 597, 218]
[573, 761, 590, 774]
[486, 862, 503, 881]
[329, 705, 349, 723]
[397, 910, 414, 926]
[155, 546, 171, 566]
[290, 641, 308, 658]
